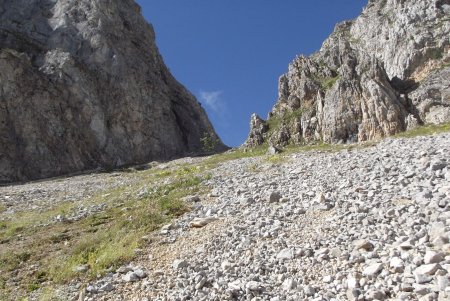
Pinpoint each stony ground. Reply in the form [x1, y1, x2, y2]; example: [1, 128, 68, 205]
[2, 133, 450, 301]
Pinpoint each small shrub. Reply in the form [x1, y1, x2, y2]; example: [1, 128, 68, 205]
[265, 155, 288, 165]
[27, 283, 40, 292]
[0, 251, 32, 271]
[430, 48, 444, 60]
[315, 75, 340, 91]
[200, 132, 219, 152]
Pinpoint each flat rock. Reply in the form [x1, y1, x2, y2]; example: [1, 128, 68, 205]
[245, 281, 261, 291]
[190, 217, 218, 228]
[424, 250, 444, 264]
[277, 248, 294, 260]
[172, 259, 188, 270]
[414, 264, 440, 276]
[363, 263, 384, 277]
[354, 239, 374, 251]
[122, 272, 139, 283]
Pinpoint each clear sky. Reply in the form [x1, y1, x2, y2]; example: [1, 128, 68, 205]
[137, 1, 368, 147]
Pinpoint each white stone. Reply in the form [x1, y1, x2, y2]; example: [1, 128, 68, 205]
[122, 272, 139, 282]
[190, 217, 218, 228]
[424, 250, 444, 264]
[172, 259, 188, 270]
[414, 263, 439, 276]
[363, 263, 383, 276]
[245, 281, 261, 291]
[277, 248, 294, 260]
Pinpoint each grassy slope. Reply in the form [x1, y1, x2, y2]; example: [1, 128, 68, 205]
[0, 165, 210, 300]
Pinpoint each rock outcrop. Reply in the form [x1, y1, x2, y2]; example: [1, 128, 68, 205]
[244, 0, 450, 148]
[0, 0, 225, 183]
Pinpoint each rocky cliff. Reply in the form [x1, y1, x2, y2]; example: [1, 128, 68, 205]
[0, 0, 225, 183]
[244, 0, 450, 148]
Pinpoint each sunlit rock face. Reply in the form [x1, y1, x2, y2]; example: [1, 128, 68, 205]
[0, 0, 225, 183]
[244, 0, 450, 148]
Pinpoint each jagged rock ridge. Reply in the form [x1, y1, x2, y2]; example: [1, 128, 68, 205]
[244, 0, 450, 148]
[0, 0, 226, 183]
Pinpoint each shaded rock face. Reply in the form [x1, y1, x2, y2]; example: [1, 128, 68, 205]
[0, 0, 225, 183]
[244, 0, 450, 148]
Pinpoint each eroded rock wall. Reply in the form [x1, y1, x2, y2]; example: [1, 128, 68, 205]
[0, 0, 225, 183]
[244, 0, 450, 148]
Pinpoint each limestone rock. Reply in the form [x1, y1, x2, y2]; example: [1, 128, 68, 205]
[172, 259, 188, 270]
[363, 263, 384, 277]
[243, 113, 268, 148]
[0, 0, 225, 183]
[244, 0, 450, 148]
[189, 217, 218, 228]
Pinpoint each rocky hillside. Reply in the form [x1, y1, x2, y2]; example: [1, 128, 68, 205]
[1, 130, 449, 300]
[245, 0, 450, 148]
[0, 0, 225, 183]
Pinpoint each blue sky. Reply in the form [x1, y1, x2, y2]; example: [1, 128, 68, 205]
[137, 1, 367, 147]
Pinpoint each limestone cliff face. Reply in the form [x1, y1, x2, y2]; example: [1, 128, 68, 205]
[244, 0, 450, 148]
[0, 0, 225, 183]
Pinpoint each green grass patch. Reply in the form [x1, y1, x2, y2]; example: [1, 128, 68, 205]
[0, 163, 212, 298]
[314, 75, 340, 91]
[27, 283, 40, 293]
[265, 107, 307, 137]
[247, 163, 260, 172]
[0, 202, 76, 241]
[46, 171, 207, 284]
[265, 155, 289, 165]
[202, 146, 267, 168]
[394, 122, 450, 138]
[0, 250, 32, 272]
[266, 116, 282, 134]
[49, 226, 141, 283]
[430, 48, 444, 60]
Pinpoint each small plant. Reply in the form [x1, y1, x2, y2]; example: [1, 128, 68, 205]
[27, 283, 40, 292]
[247, 163, 259, 172]
[265, 155, 288, 165]
[0, 251, 32, 272]
[429, 48, 444, 60]
[349, 37, 361, 45]
[316, 75, 340, 90]
[265, 107, 307, 137]
[200, 132, 219, 153]
[394, 122, 450, 138]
